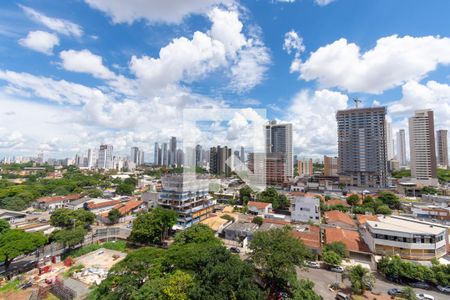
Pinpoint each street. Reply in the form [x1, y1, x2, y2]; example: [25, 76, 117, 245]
[297, 267, 447, 300]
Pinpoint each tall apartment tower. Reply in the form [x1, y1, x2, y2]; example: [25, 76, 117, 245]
[169, 137, 177, 166]
[195, 145, 203, 167]
[265, 121, 293, 179]
[86, 148, 96, 169]
[385, 121, 395, 160]
[396, 129, 407, 167]
[97, 144, 113, 170]
[336, 106, 388, 187]
[240, 146, 245, 163]
[437, 130, 448, 168]
[298, 159, 313, 177]
[323, 155, 338, 176]
[130, 147, 140, 165]
[209, 145, 232, 176]
[162, 143, 169, 166]
[154, 142, 160, 165]
[409, 110, 437, 185]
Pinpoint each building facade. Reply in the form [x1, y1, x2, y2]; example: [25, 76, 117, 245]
[209, 146, 232, 176]
[437, 129, 448, 168]
[409, 110, 438, 185]
[323, 155, 338, 176]
[265, 121, 293, 180]
[97, 144, 113, 170]
[396, 129, 407, 167]
[336, 107, 388, 187]
[298, 159, 313, 177]
[291, 196, 320, 223]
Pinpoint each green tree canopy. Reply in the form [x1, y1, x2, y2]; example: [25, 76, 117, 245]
[377, 192, 401, 210]
[239, 185, 253, 204]
[0, 219, 10, 235]
[323, 242, 347, 258]
[50, 226, 87, 248]
[258, 187, 290, 210]
[115, 183, 135, 195]
[346, 194, 359, 206]
[347, 264, 375, 295]
[323, 250, 342, 266]
[108, 208, 121, 224]
[50, 208, 95, 229]
[252, 216, 264, 226]
[173, 223, 219, 246]
[130, 207, 177, 245]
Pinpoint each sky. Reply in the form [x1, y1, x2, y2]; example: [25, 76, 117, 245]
[0, 0, 450, 160]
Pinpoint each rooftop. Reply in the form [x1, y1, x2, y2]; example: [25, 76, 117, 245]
[324, 210, 355, 227]
[87, 200, 121, 210]
[356, 214, 379, 225]
[291, 225, 321, 250]
[115, 200, 144, 215]
[36, 194, 82, 203]
[366, 216, 446, 235]
[248, 201, 272, 209]
[326, 199, 350, 207]
[325, 227, 370, 253]
[224, 222, 258, 233]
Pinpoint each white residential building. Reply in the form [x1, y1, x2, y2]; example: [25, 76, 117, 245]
[291, 196, 320, 223]
[362, 216, 448, 260]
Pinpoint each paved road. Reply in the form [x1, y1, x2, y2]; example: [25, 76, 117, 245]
[297, 267, 447, 300]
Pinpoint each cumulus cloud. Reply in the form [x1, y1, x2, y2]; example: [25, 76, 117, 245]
[283, 30, 305, 73]
[285, 89, 348, 156]
[314, 0, 335, 6]
[19, 31, 59, 55]
[298, 35, 450, 94]
[84, 0, 226, 24]
[60, 49, 115, 79]
[20, 5, 83, 37]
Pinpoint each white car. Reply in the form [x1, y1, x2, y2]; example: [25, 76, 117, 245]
[306, 261, 320, 268]
[330, 266, 344, 273]
[416, 293, 434, 300]
[437, 285, 450, 293]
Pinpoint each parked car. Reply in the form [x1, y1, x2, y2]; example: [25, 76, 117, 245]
[416, 293, 434, 300]
[387, 288, 402, 296]
[306, 261, 320, 268]
[330, 266, 344, 273]
[229, 247, 240, 254]
[437, 285, 450, 293]
[410, 281, 431, 289]
[335, 292, 350, 300]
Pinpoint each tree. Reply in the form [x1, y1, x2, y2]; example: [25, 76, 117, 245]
[258, 187, 290, 210]
[375, 204, 392, 215]
[291, 278, 321, 300]
[346, 194, 359, 206]
[138, 270, 194, 300]
[239, 186, 253, 205]
[250, 227, 311, 294]
[377, 192, 401, 210]
[220, 214, 235, 222]
[323, 242, 347, 258]
[347, 264, 375, 295]
[0, 219, 10, 235]
[421, 186, 438, 195]
[50, 208, 95, 229]
[115, 183, 135, 195]
[173, 223, 219, 246]
[252, 216, 264, 226]
[323, 250, 342, 266]
[88, 188, 103, 198]
[51, 227, 87, 248]
[108, 208, 121, 224]
[401, 287, 418, 300]
[130, 208, 177, 245]
[0, 230, 47, 272]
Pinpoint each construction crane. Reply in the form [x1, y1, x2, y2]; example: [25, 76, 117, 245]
[353, 98, 362, 108]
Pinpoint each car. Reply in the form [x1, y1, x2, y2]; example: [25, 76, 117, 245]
[229, 247, 240, 254]
[335, 292, 350, 300]
[387, 288, 402, 296]
[19, 282, 32, 290]
[410, 281, 431, 289]
[330, 266, 344, 273]
[306, 261, 321, 268]
[437, 285, 450, 293]
[416, 293, 434, 300]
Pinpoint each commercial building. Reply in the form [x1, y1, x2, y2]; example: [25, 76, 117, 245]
[97, 144, 114, 170]
[336, 106, 388, 187]
[291, 196, 320, 223]
[362, 216, 448, 260]
[265, 121, 293, 180]
[437, 129, 448, 168]
[409, 110, 438, 186]
[34, 194, 83, 211]
[130, 147, 144, 166]
[298, 159, 313, 177]
[153, 142, 160, 165]
[209, 145, 232, 176]
[396, 129, 407, 167]
[159, 175, 215, 229]
[323, 155, 338, 177]
[169, 136, 177, 166]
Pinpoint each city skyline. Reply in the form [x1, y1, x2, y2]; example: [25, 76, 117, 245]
[0, 1, 449, 160]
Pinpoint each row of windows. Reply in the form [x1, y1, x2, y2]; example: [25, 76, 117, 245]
[373, 233, 444, 244]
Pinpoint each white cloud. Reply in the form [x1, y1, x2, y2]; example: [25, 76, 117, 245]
[285, 89, 348, 157]
[283, 30, 305, 74]
[84, 0, 226, 24]
[18, 31, 59, 55]
[298, 35, 450, 94]
[314, 0, 335, 6]
[20, 5, 83, 37]
[60, 49, 115, 79]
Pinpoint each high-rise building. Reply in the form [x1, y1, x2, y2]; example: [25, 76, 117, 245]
[385, 121, 395, 160]
[87, 148, 96, 168]
[336, 106, 388, 187]
[298, 159, 313, 177]
[154, 142, 161, 165]
[240, 146, 245, 163]
[162, 143, 168, 166]
[169, 137, 177, 166]
[409, 110, 437, 185]
[323, 155, 338, 177]
[437, 129, 448, 168]
[176, 149, 184, 167]
[265, 120, 293, 180]
[195, 145, 203, 167]
[396, 129, 407, 167]
[209, 145, 232, 176]
[130, 147, 140, 165]
[97, 144, 113, 169]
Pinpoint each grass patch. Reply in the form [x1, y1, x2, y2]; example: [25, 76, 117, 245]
[62, 240, 127, 259]
[0, 278, 20, 292]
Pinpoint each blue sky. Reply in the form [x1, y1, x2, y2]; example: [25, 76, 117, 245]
[0, 0, 449, 160]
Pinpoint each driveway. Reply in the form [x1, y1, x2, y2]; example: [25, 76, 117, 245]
[297, 267, 447, 300]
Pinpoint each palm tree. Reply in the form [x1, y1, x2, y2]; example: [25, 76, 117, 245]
[347, 265, 375, 295]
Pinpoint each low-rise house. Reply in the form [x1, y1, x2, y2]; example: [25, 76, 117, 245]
[247, 201, 272, 215]
[34, 194, 83, 210]
[410, 204, 450, 221]
[325, 227, 370, 256]
[86, 200, 121, 214]
[223, 222, 259, 242]
[98, 200, 146, 224]
[291, 224, 321, 254]
[0, 209, 27, 223]
[361, 216, 448, 260]
[324, 210, 356, 230]
[291, 196, 321, 223]
[66, 197, 92, 210]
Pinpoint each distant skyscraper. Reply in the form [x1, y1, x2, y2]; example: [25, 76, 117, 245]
[97, 144, 113, 169]
[86, 148, 96, 168]
[240, 146, 245, 163]
[437, 129, 448, 168]
[195, 145, 203, 167]
[209, 145, 232, 176]
[176, 149, 184, 167]
[298, 159, 313, 177]
[336, 106, 388, 187]
[169, 137, 177, 166]
[131, 147, 140, 164]
[396, 129, 407, 167]
[154, 142, 160, 165]
[323, 155, 338, 177]
[409, 110, 437, 185]
[162, 143, 168, 166]
[385, 121, 395, 160]
[265, 120, 293, 179]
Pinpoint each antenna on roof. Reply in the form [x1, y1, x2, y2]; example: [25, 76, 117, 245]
[353, 98, 362, 108]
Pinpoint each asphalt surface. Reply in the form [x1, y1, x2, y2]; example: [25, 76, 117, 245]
[297, 267, 448, 300]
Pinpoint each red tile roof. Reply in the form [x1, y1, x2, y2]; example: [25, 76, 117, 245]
[325, 227, 370, 253]
[263, 218, 291, 226]
[326, 199, 350, 207]
[115, 200, 144, 215]
[356, 214, 379, 225]
[248, 201, 272, 209]
[87, 200, 121, 210]
[36, 194, 82, 204]
[291, 225, 321, 250]
[324, 210, 355, 227]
